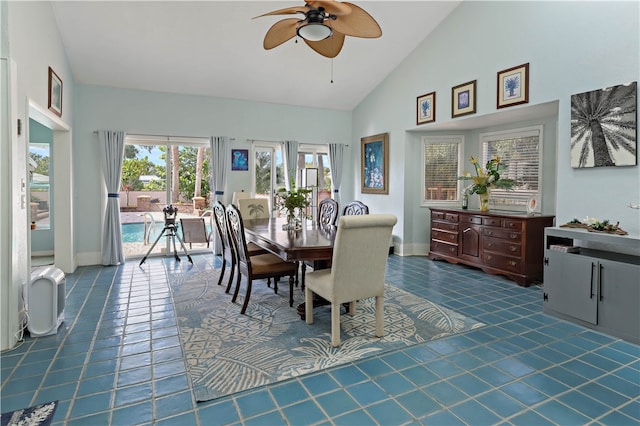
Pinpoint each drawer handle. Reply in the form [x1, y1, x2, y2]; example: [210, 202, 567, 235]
[509, 260, 517, 266]
[486, 255, 492, 260]
[450, 247, 455, 253]
[510, 246, 517, 252]
[487, 243, 493, 247]
[510, 233, 518, 239]
[449, 225, 456, 230]
[486, 231, 493, 236]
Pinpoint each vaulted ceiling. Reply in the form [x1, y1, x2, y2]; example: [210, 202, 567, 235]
[51, 1, 460, 111]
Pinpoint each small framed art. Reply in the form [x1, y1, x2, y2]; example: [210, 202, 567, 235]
[231, 149, 249, 171]
[361, 133, 389, 194]
[497, 63, 529, 109]
[417, 92, 436, 125]
[451, 80, 476, 118]
[48, 67, 63, 117]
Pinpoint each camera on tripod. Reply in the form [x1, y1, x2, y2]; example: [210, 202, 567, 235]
[163, 205, 178, 227]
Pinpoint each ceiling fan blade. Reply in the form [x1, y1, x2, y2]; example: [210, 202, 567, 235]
[253, 6, 308, 19]
[307, 0, 352, 16]
[304, 31, 345, 58]
[329, 2, 381, 38]
[263, 18, 299, 49]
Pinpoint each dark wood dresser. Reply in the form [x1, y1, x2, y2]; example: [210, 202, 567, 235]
[428, 208, 555, 286]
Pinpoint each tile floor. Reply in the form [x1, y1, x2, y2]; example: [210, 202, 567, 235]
[2, 254, 639, 425]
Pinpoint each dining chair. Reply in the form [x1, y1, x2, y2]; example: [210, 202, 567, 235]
[317, 198, 339, 226]
[180, 217, 209, 249]
[304, 214, 397, 347]
[342, 200, 369, 216]
[212, 201, 267, 292]
[238, 198, 270, 219]
[232, 191, 252, 206]
[227, 204, 298, 314]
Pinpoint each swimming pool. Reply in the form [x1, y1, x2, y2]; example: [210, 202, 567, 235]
[121, 222, 212, 243]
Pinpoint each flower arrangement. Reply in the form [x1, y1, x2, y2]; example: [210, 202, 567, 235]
[276, 184, 312, 222]
[458, 155, 516, 195]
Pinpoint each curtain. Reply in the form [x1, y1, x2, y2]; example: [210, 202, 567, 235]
[284, 140, 298, 189]
[98, 130, 126, 265]
[210, 136, 229, 254]
[329, 143, 345, 204]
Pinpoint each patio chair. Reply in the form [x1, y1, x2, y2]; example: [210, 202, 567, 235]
[180, 217, 209, 249]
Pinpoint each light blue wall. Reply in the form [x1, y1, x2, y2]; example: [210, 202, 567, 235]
[74, 85, 352, 263]
[352, 1, 640, 252]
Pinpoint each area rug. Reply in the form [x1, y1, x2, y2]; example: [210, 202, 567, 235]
[1, 401, 57, 426]
[168, 269, 484, 402]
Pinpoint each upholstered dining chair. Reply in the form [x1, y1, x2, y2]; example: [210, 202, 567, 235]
[227, 204, 298, 314]
[231, 191, 252, 206]
[238, 198, 270, 219]
[304, 214, 397, 347]
[317, 198, 339, 226]
[212, 201, 267, 292]
[342, 200, 369, 216]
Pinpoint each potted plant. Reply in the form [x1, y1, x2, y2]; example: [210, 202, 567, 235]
[459, 156, 515, 211]
[276, 184, 312, 230]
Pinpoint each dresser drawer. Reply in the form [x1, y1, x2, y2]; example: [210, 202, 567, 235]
[483, 237, 521, 257]
[482, 251, 521, 273]
[483, 227, 521, 241]
[432, 220, 459, 232]
[460, 215, 483, 225]
[445, 213, 459, 223]
[430, 241, 458, 257]
[431, 211, 445, 221]
[483, 217, 501, 227]
[503, 219, 523, 230]
[431, 229, 458, 244]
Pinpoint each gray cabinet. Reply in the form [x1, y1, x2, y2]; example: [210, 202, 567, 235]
[543, 227, 640, 343]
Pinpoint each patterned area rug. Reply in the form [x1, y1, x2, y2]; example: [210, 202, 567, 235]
[168, 269, 484, 402]
[1, 401, 57, 426]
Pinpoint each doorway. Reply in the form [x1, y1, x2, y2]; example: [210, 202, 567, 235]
[252, 142, 285, 217]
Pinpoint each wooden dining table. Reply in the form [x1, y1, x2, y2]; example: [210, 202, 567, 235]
[243, 218, 337, 318]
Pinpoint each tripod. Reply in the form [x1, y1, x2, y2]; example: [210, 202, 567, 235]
[139, 205, 193, 266]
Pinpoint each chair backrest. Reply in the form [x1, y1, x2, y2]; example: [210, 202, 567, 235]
[317, 198, 339, 226]
[238, 198, 270, 219]
[180, 218, 208, 244]
[232, 191, 252, 206]
[226, 204, 251, 268]
[342, 200, 369, 216]
[213, 202, 232, 256]
[330, 214, 397, 301]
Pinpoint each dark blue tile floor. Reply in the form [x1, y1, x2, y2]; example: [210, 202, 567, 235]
[1, 254, 638, 425]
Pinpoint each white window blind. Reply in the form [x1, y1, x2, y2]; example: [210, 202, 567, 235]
[480, 126, 542, 211]
[422, 136, 463, 203]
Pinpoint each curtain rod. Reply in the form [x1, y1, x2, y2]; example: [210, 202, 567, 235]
[93, 131, 233, 141]
[247, 138, 348, 147]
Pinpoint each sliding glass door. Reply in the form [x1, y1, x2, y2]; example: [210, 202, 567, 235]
[252, 142, 285, 217]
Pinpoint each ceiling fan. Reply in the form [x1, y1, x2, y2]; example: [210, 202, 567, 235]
[254, 0, 382, 58]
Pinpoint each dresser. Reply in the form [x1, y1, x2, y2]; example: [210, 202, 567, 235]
[428, 208, 555, 286]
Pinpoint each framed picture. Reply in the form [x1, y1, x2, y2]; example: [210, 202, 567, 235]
[497, 63, 529, 109]
[231, 149, 249, 171]
[416, 92, 436, 125]
[361, 133, 389, 194]
[570, 81, 637, 168]
[451, 80, 476, 118]
[48, 67, 63, 117]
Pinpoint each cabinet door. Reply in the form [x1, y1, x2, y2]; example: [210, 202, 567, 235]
[545, 251, 597, 324]
[597, 259, 640, 342]
[461, 225, 481, 259]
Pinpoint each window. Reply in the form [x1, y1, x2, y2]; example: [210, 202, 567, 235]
[297, 144, 332, 200]
[480, 125, 542, 211]
[422, 136, 463, 204]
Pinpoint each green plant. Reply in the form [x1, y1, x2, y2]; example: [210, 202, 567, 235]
[458, 155, 516, 194]
[276, 184, 312, 220]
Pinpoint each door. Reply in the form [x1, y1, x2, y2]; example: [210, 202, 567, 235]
[597, 259, 640, 341]
[461, 225, 481, 259]
[252, 143, 285, 217]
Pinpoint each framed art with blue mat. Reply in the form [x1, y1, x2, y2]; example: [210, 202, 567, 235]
[231, 149, 249, 171]
[1, 401, 57, 426]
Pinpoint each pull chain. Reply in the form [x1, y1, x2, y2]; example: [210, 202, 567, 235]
[331, 58, 334, 84]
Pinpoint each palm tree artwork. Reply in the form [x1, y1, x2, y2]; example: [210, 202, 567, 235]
[248, 203, 265, 219]
[570, 82, 637, 168]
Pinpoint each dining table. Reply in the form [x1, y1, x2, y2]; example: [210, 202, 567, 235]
[243, 217, 337, 318]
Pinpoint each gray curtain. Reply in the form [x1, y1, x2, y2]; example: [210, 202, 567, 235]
[284, 140, 298, 189]
[98, 130, 126, 265]
[329, 143, 345, 204]
[210, 136, 229, 254]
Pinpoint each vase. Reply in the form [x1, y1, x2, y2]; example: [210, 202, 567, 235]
[478, 190, 491, 212]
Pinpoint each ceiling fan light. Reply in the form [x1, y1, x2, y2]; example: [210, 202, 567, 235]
[297, 22, 332, 41]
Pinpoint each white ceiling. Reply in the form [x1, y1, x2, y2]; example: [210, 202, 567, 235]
[51, 1, 461, 111]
